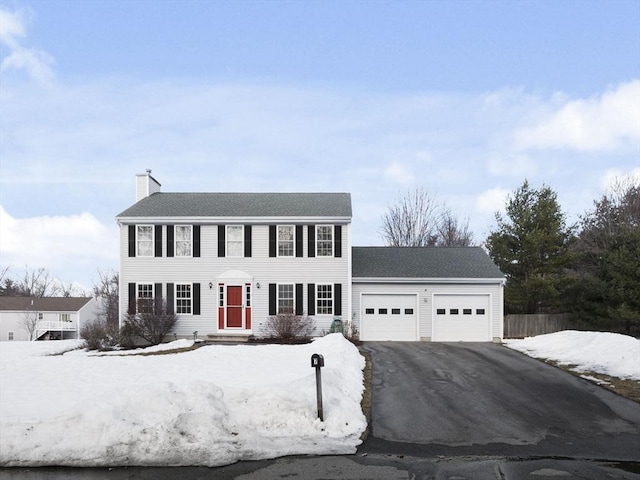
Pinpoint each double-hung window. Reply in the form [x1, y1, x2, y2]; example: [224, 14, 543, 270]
[278, 284, 294, 314]
[316, 225, 333, 257]
[176, 283, 192, 314]
[226, 226, 243, 257]
[316, 284, 333, 315]
[137, 225, 153, 257]
[278, 225, 294, 257]
[175, 225, 192, 257]
[137, 283, 154, 313]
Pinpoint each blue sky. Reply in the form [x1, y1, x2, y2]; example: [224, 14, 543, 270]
[1, 0, 639, 291]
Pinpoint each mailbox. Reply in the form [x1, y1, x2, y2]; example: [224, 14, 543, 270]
[311, 353, 324, 368]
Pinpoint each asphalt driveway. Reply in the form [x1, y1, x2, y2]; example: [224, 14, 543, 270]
[360, 342, 640, 460]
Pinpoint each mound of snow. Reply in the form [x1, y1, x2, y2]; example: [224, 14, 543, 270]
[0, 334, 366, 467]
[505, 330, 640, 380]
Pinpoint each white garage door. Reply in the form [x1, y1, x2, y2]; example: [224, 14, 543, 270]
[433, 294, 491, 342]
[361, 294, 417, 341]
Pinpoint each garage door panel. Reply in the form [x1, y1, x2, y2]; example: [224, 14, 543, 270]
[433, 294, 490, 342]
[361, 294, 417, 341]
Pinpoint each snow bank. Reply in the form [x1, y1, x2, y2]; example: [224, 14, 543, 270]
[0, 334, 366, 467]
[505, 330, 640, 380]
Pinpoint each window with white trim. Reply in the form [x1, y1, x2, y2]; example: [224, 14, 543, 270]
[137, 283, 154, 313]
[316, 225, 333, 257]
[176, 283, 192, 314]
[8, 331, 14, 341]
[219, 285, 224, 307]
[226, 225, 243, 257]
[277, 225, 294, 257]
[278, 284, 294, 314]
[38, 313, 43, 320]
[137, 225, 153, 257]
[175, 225, 192, 257]
[246, 285, 251, 307]
[316, 284, 333, 315]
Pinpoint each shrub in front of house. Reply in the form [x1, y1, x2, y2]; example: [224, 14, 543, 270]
[124, 299, 178, 346]
[263, 311, 316, 342]
[80, 319, 121, 351]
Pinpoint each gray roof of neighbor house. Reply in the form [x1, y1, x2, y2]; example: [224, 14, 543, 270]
[0, 297, 93, 312]
[117, 192, 352, 219]
[352, 246, 504, 279]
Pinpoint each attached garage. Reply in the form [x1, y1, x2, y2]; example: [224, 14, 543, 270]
[432, 294, 491, 342]
[360, 293, 418, 341]
[352, 247, 505, 342]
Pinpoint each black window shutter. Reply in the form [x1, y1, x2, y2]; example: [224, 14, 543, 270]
[269, 225, 276, 257]
[307, 283, 315, 316]
[334, 283, 342, 316]
[193, 283, 201, 315]
[193, 225, 201, 257]
[155, 283, 163, 312]
[244, 225, 252, 257]
[218, 225, 225, 257]
[308, 225, 315, 258]
[268, 284, 277, 316]
[167, 283, 174, 315]
[155, 226, 162, 257]
[128, 283, 136, 314]
[295, 225, 303, 257]
[166, 225, 174, 257]
[295, 284, 303, 315]
[128, 225, 136, 257]
[335, 225, 342, 258]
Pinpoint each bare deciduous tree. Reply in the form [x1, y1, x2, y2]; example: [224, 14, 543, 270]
[124, 299, 177, 345]
[437, 209, 474, 247]
[92, 269, 120, 328]
[19, 306, 41, 341]
[379, 188, 441, 246]
[380, 188, 475, 247]
[16, 267, 57, 297]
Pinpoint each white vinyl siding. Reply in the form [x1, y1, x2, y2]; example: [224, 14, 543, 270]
[119, 223, 352, 338]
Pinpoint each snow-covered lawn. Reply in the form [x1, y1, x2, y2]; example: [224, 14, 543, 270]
[505, 330, 640, 381]
[0, 334, 366, 467]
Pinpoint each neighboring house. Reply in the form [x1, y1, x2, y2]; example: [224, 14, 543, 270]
[117, 171, 504, 342]
[0, 297, 97, 341]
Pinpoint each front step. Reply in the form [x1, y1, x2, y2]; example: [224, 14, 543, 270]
[204, 334, 251, 343]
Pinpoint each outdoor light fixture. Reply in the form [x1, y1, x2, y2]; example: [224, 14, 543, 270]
[209, 282, 213, 289]
[256, 282, 261, 289]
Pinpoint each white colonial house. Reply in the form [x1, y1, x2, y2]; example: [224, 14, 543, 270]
[0, 297, 97, 342]
[117, 171, 505, 342]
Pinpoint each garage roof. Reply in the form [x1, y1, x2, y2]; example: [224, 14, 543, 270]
[352, 246, 504, 279]
[0, 297, 93, 312]
[117, 192, 352, 219]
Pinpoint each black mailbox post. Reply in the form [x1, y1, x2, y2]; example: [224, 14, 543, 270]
[311, 353, 324, 421]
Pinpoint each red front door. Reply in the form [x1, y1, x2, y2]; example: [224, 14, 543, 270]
[226, 286, 243, 328]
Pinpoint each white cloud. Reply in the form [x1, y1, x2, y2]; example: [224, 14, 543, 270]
[0, 205, 118, 282]
[513, 80, 640, 151]
[476, 187, 509, 216]
[0, 7, 55, 85]
[383, 162, 415, 184]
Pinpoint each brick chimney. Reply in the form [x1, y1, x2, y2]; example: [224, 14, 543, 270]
[135, 169, 161, 202]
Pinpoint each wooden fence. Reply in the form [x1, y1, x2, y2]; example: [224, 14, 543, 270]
[504, 313, 574, 338]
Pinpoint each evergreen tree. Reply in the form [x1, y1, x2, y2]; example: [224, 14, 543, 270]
[485, 180, 575, 314]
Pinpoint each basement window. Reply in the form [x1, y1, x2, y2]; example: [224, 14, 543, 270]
[436, 308, 446, 315]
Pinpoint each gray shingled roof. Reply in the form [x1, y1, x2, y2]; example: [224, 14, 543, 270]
[117, 192, 352, 218]
[352, 246, 504, 279]
[0, 297, 93, 312]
